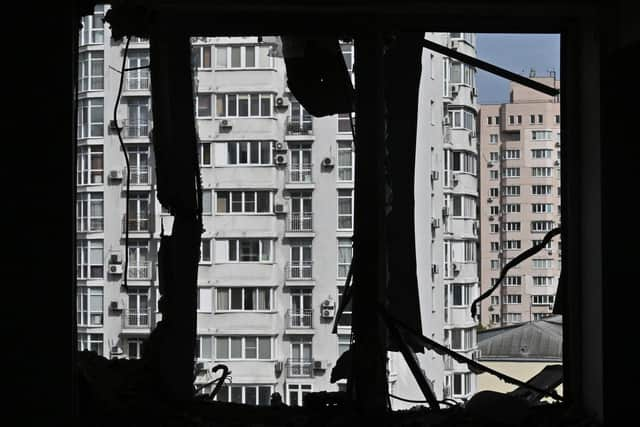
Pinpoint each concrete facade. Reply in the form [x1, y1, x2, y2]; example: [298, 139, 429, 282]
[75, 6, 479, 408]
[479, 76, 561, 328]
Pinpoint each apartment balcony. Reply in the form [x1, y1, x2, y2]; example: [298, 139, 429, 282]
[285, 261, 313, 281]
[285, 309, 313, 330]
[123, 121, 150, 139]
[122, 215, 152, 234]
[285, 213, 314, 237]
[127, 262, 153, 280]
[121, 309, 152, 332]
[285, 164, 314, 189]
[286, 121, 313, 137]
[124, 166, 151, 186]
[286, 358, 314, 377]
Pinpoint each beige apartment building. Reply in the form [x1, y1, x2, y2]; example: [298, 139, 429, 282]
[75, 5, 480, 408]
[478, 76, 561, 328]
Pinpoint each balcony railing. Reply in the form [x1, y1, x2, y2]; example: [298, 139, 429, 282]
[127, 262, 152, 280]
[122, 215, 151, 233]
[287, 164, 313, 183]
[287, 121, 313, 135]
[122, 309, 151, 329]
[287, 213, 313, 232]
[286, 261, 313, 280]
[286, 309, 313, 328]
[126, 166, 151, 185]
[124, 122, 150, 138]
[286, 358, 313, 377]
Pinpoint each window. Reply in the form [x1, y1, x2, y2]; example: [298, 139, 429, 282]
[533, 276, 554, 286]
[532, 259, 553, 269]
[490, 206, 499, 215]
[490, 314, 500, 323]
[126, 193, 150, 232]
[555, 114, 560, 124]
[489, 151, 499, 161]
[192, 45, 212, 69]
[443, 150, 451, 187]
[509, 115, 514, 125]
[337, 238, 353, 279]
[530, 114, 535, 124]
[79, 5, 105, 45]
[448, 109, 475, 130]
[126, 51, 150, 90]
[217, 239, 273, 262]
[338, 334, 351, 357]
[489, 134, 498, 144]
[216, 93, 273, 117]
[490, 295, 500, 305]
[502, 240, 521, 250]
[216, 385, 273, 406]
[337, 189, 353, 230]
[532, 130, 552, 140]
[77, 240, 103, 279]
[503, 222, 521, 231]
[532, 240, 553, 249]
[449, 61, 475, 86]
[197, 94, 212, 118]
[503, 149, 520, 160]
[451, 284, 473, 306]
[289, 240, 313, 278]
[531, 221, 554, 233]
[503, 294, 522, 304]
[506, 313, 522, 323]
[337, 286, 352, 327]
[532, 295, 555, 305]
[78, 333, 103, 355]
[76, 192, 103, 232]
[195, 335, 213, 360]
[452, 195, 477, 218]
[77, 146, 103, 185]
[532, 167, 552, 177]
[494, 116, 500, 125]
[126, 145, 150, 184]
[502, 167, 520, 178]
[450, 328, 475, 351]
[126, 97, 150, 138]
[199, 142, 212, 167]
[538, 114, 544, 123]
[533, 313, 552, 321]
[288, 384, 312, 407]
[502, 186, 520, 196]
[452, 151, 477, 175]
[127, 338, 144, 359]
[77, 98, 104, 138]
[532, 203, 553, 213]
[502, 203, 521, 213]
[200, 239, 212, 263]
[452, 372, 472, 397]
[338, 141, 354, 181]
[532, 184, 553, 195]
[224, 141, 272, 165]
[490, 224, 499, 233]
[490, 188, 499, 197]
[451, 240, 476, 262]
[531, 149, 552, 159]
[216, 287, 272, 311]
[504, 276, 522, 286]
[215, 45, 273, 69]
[288, 97, 313, 134]
[216, 191, 271, 213]
[215, 336, 272, 360]
[338, 113, 352, 133]
[490, 242, 499, 252]
[78, 51, 104, 91]
[77, 287, 103, 326]
[487, 116, 492, 125]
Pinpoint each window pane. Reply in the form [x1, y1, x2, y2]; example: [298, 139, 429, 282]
[245, 387, 257, 405]
[227, 94, 237, 116]
[258, 387, 271, 406]
[244, 288, 256, 310]
[260, 95, 271, 117]
[230, 337, 242, 358]
[258, 337, 271, 359]
[245, 337, 257, 358]
[216, 95, 226, 117]
[217, 288, 229, 310]
[231, 47, 241, 67]
[216, 47, 227, 67]
[260, 142, 271, 164]
[217, 191, 229, 213]
[246, 46, 256, 67]
[231, 386, 243, 403]
[238, 95, 249, 116]
[250, 94, 260, 116]
[216, 337, 229, 359]
[231, 288, 242, 309]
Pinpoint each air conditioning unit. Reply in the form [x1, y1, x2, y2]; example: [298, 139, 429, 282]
[321, 300, 335, 318]
[554, 160, 560, 166]
[109, 170, 123, 180]
[547, 249, 553, 255]
[555, 141, 561, 147]
[488, 215, 494, 221]
[487, 197, 493, 203]
[275, 97, 289, 108]
[453, 264, 460, 275]
[109, 119, 125, 131]
[443, 117, 450, 126]
[487, 161, 494, 168]
[431, 218, 440, 229]
[274, 203, 287, 214]
[274, 141, 287, 152]
[110, 345, 123, 355]
[109, 253, 122, 264]
[110, 300, 123, 311]
[109, 264, 123, 274]
[452, 175, 459, 185]
[450, 85, 459, 96]
[322, 157, 335, 167]
[430, 171, 439, 181]
[431, 264, 439, 275]
[195, 362, 207, 372]
[274, 154, 287, 165]
[313, 360, 328, 370]
[219, 119, 232, 129]
[471, 87, 478, 97]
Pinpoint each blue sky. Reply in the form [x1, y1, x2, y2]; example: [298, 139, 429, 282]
[475, 33, 560, 104]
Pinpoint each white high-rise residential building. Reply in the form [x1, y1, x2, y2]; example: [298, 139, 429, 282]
[75, 5, 479, 408]
[479, 76, 561, 329]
